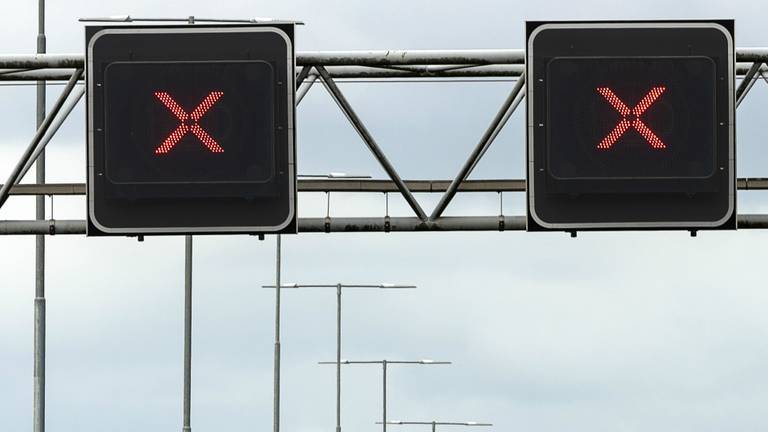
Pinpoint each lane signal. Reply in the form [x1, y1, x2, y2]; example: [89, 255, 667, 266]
[154, 91, 225, 154]
[596, 86, 666, 150]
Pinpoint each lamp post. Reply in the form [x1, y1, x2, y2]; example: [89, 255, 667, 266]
[379, 421, 493, 432]
[319, 359, 451, 432]
[265, 284, 416, 432]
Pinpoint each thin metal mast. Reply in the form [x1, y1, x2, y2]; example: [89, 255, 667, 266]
[33, 1, 46, 432]
[183, 236, 193, 432]
[274, 235, 282, 432]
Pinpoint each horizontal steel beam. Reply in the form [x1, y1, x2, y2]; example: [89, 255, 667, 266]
[8, 182, 85, 195]
[298, 49, 525, 66]
[0, 54, 83, 68]
[736, 47, 768, 62]
[0, 49, 765, 70]
[298, 179, 526, 193]
[0, 51, 524, 69]
[0, 66, 524, 81]
[3, 214, 768, 235]
[1, 63, 765, 81]
[0, 68, 84, 81]
[7, 178, 768, 196]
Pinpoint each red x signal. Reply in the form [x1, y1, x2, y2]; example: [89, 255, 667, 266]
[154, 91, 225, 154]
[596, 86, 666, 150]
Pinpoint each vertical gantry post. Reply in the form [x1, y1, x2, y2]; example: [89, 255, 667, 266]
[33, 1, 46, 431]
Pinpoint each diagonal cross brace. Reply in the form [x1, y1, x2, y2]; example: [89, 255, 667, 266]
[18, 86, 85, 182]
[296, 65, 312, 87]
[429, 72, 526, 221]
[467, 83, 526, 175]
[296, 67, 318, 105]
[315, 66, 428, 221]
[0, 69, 82, 211]
[736, 62, 764, 108]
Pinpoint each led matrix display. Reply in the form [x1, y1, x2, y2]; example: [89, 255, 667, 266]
[105, 61, 275, 185]
[546, 57, 716, 181]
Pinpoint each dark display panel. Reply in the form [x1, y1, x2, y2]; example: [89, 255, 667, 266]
[547, 57, 716, 182]
[525, 21, 735, 230]
[105, 61, 275, 185]
[86, 25, 297, 235]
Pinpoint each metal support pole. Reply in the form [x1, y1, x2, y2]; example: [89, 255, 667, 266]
[429, 73, 526, 220]
[0, 70, 81, 210]
[10, 214, 768, 234]
[382, 360, 387, 432]
[315, 66, 428, 221]
[432, 422, 436, 432]
[33, 1, 46, 431]
[182, 235, 192, 432]
[336, 284, 342, 432]
[14, 176, 768, 196]
[273, 235, 282, 432]
[3, 49, 768, 71]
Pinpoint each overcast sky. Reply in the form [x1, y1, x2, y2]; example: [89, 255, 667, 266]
[2, 1, 768, 432]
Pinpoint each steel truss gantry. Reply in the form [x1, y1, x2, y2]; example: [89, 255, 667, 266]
[2, 48, 768, 234]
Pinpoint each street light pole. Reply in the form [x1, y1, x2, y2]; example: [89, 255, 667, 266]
[33, 2, 46, 432]
[273, 235, 282, 432]
[336, 283, 341, 432]
[265, 284, 416, 432]
[320, 359, 452, 432]
[379, 420, 493, 432]
[182, 236, 192, 432]
[382, 360, 387, 432]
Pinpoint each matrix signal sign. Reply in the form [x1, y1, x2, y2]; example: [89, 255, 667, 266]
[526, 21, 735, 232]
[86, 25, 296, 236]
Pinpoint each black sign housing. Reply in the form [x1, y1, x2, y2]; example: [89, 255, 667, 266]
[86, 25, 296, 235]
[526, 21, 735, 231]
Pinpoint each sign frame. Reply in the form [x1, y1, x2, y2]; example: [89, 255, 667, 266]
[86, 25, 297, 236]
[526, 20, 736, 231]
